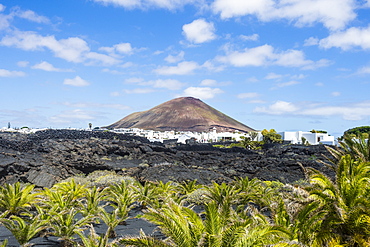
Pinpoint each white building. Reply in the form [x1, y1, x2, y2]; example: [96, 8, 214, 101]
[279, 131, 335, 145]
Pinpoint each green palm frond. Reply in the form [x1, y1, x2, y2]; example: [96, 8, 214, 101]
[0, 215, 47, 246]
[77, 225, 111, 247]
[0, 239, 8, 247]
[118, 230, 172, 247]
[49, 207, 93, 246]
[0, 182, 39, 216]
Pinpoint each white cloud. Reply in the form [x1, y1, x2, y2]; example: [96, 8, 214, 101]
[0, 5, 50, 31]
[254, 100, 299, 114]
[200, 79, 217, 86]
[331, 91, 341, 97]
[357, 66, 370, 74]
[99, 42, 134, 55]
[154, 61, 199, 75]
[0, 31, 89, 63]
[0, 69, 25, 77]
[304, 37, 319, 46]
[265, 72, 283, 80]
[126, 78, 185, 90]
[181, 87, 223, 100]
[13, 7, 50, 24]
[147, 79, 184, 90]
[125, 77, 144, 84]
[50, 109, 96, 124]
[17, 61, 29, 67]
[212, 0, 273, 19]
[299, 103, 370, 121]
[124, 88, 156, 94]
[92, 0, 196, 10]
[0, 30, 120, 65]
[182, 19, 216, 44]
[217, 44, 275, 67]
[291, 74, 306, 79]
[247, 77, 259, 82]
[85, 52, 121, 66]
[63, 102, 130, 110]
[217, 44, 330, 69]
[237, 92, 260, 99]
[239, 34, 259, 41]
[254, 100, 370, 121]
[274, 49, 311, 67]
[63, 76, 90, 87]
[202, 60, 225, 72]
[272, 80, 300, 89]
[319, 25, 370, 50]
[110, 91, 120, 97]
[212, 0, 356, 31]
[102, 68, 123, 74]
[301, 59, 332, 70]
[165, 51, 185, 63]
[32, 61, 71, 72]
[0, 13, 11, 30]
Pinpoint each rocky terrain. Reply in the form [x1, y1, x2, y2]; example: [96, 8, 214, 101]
[0, 129, 334, 188]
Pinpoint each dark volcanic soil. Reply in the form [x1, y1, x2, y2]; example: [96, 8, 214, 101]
[0, 129, 334, 187]
[0, 129, 336, 246]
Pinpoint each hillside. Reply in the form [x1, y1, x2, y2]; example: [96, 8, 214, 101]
[107, 97, 255, 133]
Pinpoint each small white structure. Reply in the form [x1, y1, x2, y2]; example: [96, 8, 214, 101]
[280, 131, 335, 145]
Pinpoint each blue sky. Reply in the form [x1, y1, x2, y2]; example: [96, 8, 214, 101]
[1, 0, 370, 137]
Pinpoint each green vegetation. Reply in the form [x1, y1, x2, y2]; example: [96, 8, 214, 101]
[261, 129, 283, 144]
[343, 126, 370, 139]
[0, 139, 369, 246]
[310, 129, 327, 134]
[213, 130, 281, 150]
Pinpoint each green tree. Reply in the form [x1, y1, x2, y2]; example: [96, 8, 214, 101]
[343, 126, 370, 138]
[261, 129, 283, 144]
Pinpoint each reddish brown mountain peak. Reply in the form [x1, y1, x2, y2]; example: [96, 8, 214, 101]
[107, 97, 255, 133]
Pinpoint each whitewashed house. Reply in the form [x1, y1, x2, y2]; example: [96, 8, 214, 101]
[280, 131, 335, 145]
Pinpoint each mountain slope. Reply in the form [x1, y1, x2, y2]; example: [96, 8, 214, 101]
[107, 97, 255, 133]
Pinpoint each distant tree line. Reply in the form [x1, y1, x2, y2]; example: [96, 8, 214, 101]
[343, 126, 370, 140]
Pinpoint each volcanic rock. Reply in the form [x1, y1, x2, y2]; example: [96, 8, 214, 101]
[0, 129, 335, 187]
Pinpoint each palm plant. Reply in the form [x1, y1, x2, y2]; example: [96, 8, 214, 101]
[119, 200, 290, 247]
[326, 134, 370, 163]
[175, 180, 201, 195]
[48, 207, 93, 247]
[41, 179, 88, 213]
[156, 181, 177, 199]
[105, 181, 135, 224]
[77, 225, 115, 247]
[0, 215, 47, 247]
[97, 207, 121, 238]
[41, 187, 76, 212]
[0, 182, 39, 216]
[297, 154, 370, 246]
[81, 186, 107, 219]
[0, 239, 8, 247]
[132, 181, 161, 209]
[232, 177, 272, 207]
[204, 182, 240, 218]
